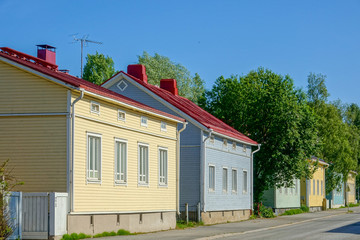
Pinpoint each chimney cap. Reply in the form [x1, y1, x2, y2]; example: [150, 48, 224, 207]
[37, 44, 56, 52]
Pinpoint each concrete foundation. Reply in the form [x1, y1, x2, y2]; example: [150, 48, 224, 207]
[201, 209, 250, 224]
[309, 206, 323, 212]
[67, 211, 176, 235]
[273, 207, 300, 216]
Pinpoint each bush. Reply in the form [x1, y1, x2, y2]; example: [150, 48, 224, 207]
[61, 234, 72, 240]
[70, 233, 79, 240]
[254, 202, 275, 218]
[117, 229, 131, 235]
[281, 209, 303, 216]
[78, 233, 91, 239]
[300, 205, 309, 212]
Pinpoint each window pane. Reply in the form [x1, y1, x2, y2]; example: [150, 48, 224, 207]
[209, 166, 215, 191]
[243, 171, 247, 193]
[232, 170, 237, 192]
[313, 180, 315, 195]
[223, 168, 228, 192]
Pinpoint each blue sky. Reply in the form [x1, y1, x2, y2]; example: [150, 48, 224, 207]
[1, 0, 359, 105]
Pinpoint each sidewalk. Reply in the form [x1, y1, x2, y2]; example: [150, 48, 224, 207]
[97, 207, 360, 240]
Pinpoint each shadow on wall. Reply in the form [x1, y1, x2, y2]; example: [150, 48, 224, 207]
[327, 221, 360, 235]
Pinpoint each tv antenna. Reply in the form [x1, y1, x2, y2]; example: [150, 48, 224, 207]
[73, 35, 102, 78]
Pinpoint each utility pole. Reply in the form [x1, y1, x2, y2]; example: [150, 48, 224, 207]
[73, 35, 102, 78]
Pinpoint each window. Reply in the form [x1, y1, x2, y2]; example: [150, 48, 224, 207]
[317, 180, 319, 195]
[87, 133, 101, 181]
[321, 180, 323, 196]
[209, 165, 215, 191]
[118, 110, 126, 121]
[117, 79, 128, 91]
[295, 180, 298, 195]
[232, 169, 237, 193]
[90, 101, 100, 114]
[140, 116, 148, 127]
[210, 135, 215, 144]
[243, 170, 248, 194]
[232, 142, 236, 150]
[159, 148, 168, 185]
[115, 139, 127, 184]
[313, 180, 315, 195]
[138, 144, 149, 184]
[223, 139, 227, 146]
[160, 121, 167, 132]
[222, 168, 228, 192]
[243, 145, 247, 152]
[285, 187, 288, 195]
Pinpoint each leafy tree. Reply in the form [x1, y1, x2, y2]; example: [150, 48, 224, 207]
[137, 51, 205, 104]
[201, 68, 319, 202]
[83, 52, 116, 85]
[306, 74, 358, 193]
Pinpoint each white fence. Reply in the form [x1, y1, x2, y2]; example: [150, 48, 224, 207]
[8, 192, 68, 240]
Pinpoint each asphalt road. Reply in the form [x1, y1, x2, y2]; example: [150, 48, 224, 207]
[99, 207, 360, 240]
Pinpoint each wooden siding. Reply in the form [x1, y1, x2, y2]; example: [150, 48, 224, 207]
[73, 96, 178, 212]
[347, 173, 356, 204]
[0, 116, 67, 192]
[263, 179, 301, 209]
[0, 61, 67, 113]
[204, 135, 251, 211]
[108, 77, 200, 145]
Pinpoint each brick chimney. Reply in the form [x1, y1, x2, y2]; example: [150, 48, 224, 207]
[127, 64, 148, 83]
[37, 44, 56, 65]
[160, 79, 178, 95]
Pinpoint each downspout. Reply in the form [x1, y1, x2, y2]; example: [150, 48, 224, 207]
[70, 89, 85, 212]
[176, 121, 187, 216]
[251, 144, 261, 212]
[201, 129, 213, 213]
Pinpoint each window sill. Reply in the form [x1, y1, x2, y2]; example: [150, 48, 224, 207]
[138, 183, 149, 187]
[115, 182, 127, 186]
[87, 179, 101, 184]
[158, 184, 168, 188]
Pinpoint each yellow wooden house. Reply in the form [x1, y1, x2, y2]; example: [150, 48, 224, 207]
[300, 157, 329, 211]
[0, 46, 185, 236]
[346, 171, 357, 204]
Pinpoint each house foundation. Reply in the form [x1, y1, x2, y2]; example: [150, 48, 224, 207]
[201, 209, 250, 224]
[67, 211, 176, 235]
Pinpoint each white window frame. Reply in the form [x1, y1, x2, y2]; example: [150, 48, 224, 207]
[232, 168, 237, 193]
[243, 170, 248, 194]
[160, 121, 167, 132]
[222, 167, 228, 193]
[243, 144, 247, 152]
[210, 135, 215, 144]
[87, 132, 102, 183]
[313, 179, 315, 195]
[232, 142, 236, 150]
[90, 101, 100, 114]
[114, 138, 127, 185]
[223, 139, 227, 147]
[118, 110, 126, 121]
[140, 116, 148, 127]
[209, 165, 215, 192]
[138, 143, 149, 186]
[158, 147, 168, 186]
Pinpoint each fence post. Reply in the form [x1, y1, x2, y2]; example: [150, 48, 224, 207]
[197, 202, 201, 222]
[185, 203, 189, 224]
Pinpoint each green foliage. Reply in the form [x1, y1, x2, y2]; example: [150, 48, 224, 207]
[0, 159, 24, 239]
[300, 205, 309, 212]
[82, 52, 116, 85]
[117, 229, 131, 235]
[70, 233, 79, 240]
[137, 51, 205, 104]
[307, 74, 359, 193]
[78, 233, 91, 239]
[281, 209, 304, 216]
[201, 68, 319, 201]
[176, 220, 204, 229]
[254, 202, 275, 218]
[61, 234, 72, 240]
[348, 203, 360, 207]
[249, 214, 257, 220]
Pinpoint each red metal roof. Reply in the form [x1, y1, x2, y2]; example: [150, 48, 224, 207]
[112, 71, 258, 145]
[0, 48, 184, 123]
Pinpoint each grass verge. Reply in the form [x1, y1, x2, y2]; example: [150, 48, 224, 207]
[176, 220, 204, 229]
[61, 229, 132, 240]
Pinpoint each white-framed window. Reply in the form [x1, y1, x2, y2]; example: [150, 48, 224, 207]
[160, 121, 167, 132]
[295, 180, 298, 195]
[138, 143, 149, 185]
[209, 165, 215, 191]
[243, 144, 247, 152]
[313, 180, 315, 195]
[210, 135, 215, 144]
[321, 180, 323, 196]
[317, 180, 319, 195]
[115, 139, 127, 184]
[232, 142, 236, 150]
[243, 170, 248, 194]
[141, 116, 148, 127]
[223, 139, 227, 147]
[90, 101, 100, 114]
[222, 168, 228, 193]
[87, 133, 101, 182]
[158, 147, 168, 186]
[232, 169, 237, 193]
[118, 110, 126, 121]
[117, 79, 128, 91]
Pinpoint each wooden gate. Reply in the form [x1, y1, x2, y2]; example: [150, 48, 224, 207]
[22, 192, 49, 239]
